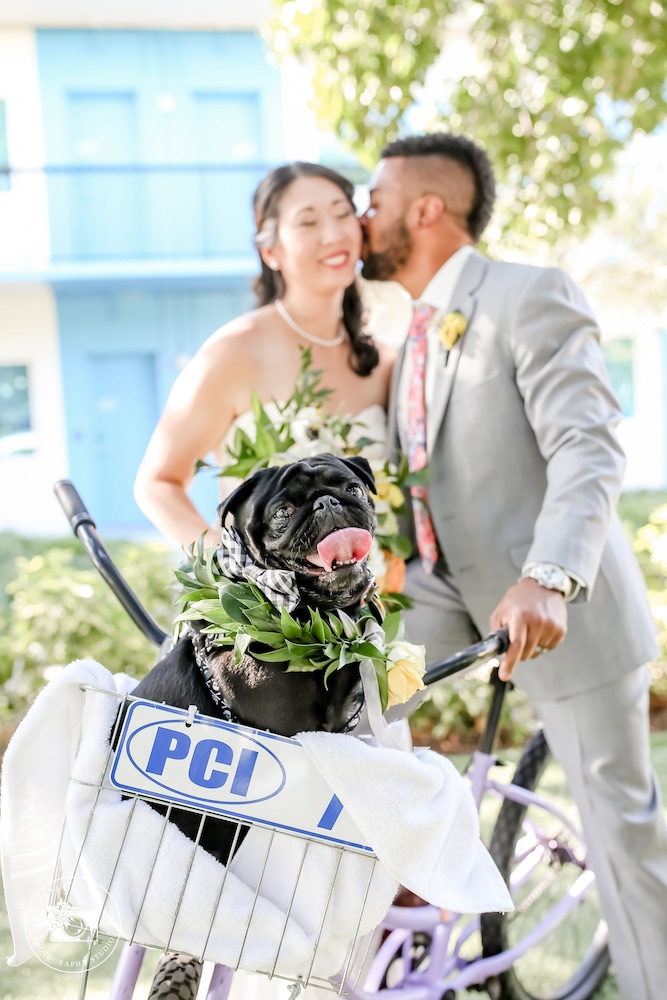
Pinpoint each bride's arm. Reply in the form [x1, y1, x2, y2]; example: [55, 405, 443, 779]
[134, 325, 254, 548]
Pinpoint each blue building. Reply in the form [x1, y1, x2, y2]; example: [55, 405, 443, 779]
[0, 11, 298, 535]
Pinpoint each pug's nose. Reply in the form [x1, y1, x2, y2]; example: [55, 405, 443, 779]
[314, 495, 342, 513]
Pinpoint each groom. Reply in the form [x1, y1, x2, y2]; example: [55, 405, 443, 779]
[361, 132, 667, 999]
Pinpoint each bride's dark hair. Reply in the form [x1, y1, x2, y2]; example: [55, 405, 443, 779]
[252, 162, 379, 377]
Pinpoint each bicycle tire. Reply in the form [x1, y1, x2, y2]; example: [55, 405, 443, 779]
[146, 951, 203, 1000]
[480, 729, 610, 1000]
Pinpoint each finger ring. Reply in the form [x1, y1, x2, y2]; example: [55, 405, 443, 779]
[535, 645, 548, 655]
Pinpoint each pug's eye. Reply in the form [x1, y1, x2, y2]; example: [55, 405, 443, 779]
[346, 483, 365, 498]
[272, 505, 294, 521]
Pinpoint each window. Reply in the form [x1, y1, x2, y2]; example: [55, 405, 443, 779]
[601, 339, 635, 418]
[0, 365, 35, 454]
[0, 99, 9, 191]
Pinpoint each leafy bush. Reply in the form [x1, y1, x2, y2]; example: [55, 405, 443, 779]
[621, 492, 667, 699]
[410, 668, 538, 751]
[0, 534, 175, 720]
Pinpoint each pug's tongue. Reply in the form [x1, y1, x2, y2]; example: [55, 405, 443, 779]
[309, 527, 372, 573]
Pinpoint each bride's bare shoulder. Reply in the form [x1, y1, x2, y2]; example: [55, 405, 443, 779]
[197, 306, 276, 366]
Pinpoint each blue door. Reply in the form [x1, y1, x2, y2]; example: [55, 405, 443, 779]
[65, 91, 143, 258]
[89, 353, 157, 530]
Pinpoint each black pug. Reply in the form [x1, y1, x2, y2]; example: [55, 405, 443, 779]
[126, 453, 377, 863]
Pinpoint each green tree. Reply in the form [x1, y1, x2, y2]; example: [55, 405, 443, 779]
[269, 0, 667, 245]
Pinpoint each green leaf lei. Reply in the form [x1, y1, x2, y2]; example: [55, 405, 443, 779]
[173, 538, 406, 713]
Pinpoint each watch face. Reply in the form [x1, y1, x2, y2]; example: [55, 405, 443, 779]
[533, 565, 568, 594]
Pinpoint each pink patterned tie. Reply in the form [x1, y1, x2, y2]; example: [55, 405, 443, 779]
[406, 303, 439, 573]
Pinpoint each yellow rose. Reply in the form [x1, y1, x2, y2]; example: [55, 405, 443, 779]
[386, 639, 426, 708]
[439, 310, 467, 352]
[372, 479, 405, 510]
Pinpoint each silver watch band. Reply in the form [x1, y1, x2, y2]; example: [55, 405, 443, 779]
[521, 563, 582, 603]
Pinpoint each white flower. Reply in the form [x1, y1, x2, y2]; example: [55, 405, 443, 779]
[289, 407, 342, 457]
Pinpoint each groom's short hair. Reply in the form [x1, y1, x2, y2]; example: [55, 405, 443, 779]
[381, 133, 496, 241]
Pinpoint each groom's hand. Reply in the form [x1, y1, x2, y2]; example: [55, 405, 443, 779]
[490, 578, 568, 681]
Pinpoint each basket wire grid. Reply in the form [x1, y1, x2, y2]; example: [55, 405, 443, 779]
[45, 685, 382, 995]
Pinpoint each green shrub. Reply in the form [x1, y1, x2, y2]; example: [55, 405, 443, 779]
[410, 669, 538, 750]
[0, 535, 175, 720]
[622, 494, 667, 699]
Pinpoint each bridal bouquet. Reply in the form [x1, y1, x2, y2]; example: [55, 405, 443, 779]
[202, 348, 418, 595]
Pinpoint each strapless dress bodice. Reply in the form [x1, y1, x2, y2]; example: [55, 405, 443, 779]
[212, 402, 388, 490]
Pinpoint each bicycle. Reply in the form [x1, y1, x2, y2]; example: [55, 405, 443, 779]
[47, 479, 610, 1000]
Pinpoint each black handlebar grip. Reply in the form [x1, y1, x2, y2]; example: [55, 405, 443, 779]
[53, 479, 96, 535]
[493, 627, 511, 655]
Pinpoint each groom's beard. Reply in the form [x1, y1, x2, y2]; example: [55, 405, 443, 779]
[361, 219, 413, 281]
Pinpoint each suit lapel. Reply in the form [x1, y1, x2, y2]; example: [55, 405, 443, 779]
[427, 251, 488, 455]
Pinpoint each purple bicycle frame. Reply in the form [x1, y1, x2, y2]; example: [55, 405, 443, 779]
[348, 748, 593, 999]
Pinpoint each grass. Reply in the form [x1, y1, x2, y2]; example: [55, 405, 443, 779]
[2, 732, 666, 999]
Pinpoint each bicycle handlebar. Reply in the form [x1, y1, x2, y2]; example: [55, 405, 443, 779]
[423, 628, 510, 687]
[53, 480, 170, 649]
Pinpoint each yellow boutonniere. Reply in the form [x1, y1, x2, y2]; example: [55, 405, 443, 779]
[439, 310, 467, 352]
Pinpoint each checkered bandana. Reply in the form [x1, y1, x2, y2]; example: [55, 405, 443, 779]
[213, 526, 301, 612]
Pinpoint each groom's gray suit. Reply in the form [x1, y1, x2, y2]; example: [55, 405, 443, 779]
[390, 249, 667, 1000]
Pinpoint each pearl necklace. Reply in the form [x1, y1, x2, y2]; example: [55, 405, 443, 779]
[275, 298, 346, 348]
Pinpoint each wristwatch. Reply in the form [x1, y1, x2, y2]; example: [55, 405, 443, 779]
[520, 563, 580, 603]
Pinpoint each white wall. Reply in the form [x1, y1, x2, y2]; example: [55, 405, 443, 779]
[618, 329, 665, 490]
[0, 0, 271, 29]
[0, 28, 51, 272]
[590, 293, 666, 491]
[0, 285, 70, 535]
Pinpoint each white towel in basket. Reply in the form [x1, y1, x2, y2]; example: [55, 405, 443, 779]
[0, 661, 397, 979]
[298, 731, 513, 914]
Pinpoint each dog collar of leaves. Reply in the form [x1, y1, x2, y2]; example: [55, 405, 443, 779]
[173, 539, 427, 713]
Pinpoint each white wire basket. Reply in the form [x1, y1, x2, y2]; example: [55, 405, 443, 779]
[45, 684, 393, 994]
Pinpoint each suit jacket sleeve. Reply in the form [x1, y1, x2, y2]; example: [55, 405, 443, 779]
[508, 265, 625, 594]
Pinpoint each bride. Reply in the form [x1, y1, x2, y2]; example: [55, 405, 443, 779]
[134, 161, 395, 546]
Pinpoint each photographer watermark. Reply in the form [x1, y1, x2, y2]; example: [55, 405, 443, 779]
[25, 876, 121, 973]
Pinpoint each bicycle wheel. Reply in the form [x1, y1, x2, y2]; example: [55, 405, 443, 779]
[480, 729, 610, 1000]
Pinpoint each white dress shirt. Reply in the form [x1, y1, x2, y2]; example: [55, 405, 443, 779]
[397, 244, 474, 455]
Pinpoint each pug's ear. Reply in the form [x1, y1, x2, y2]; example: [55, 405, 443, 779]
[216, 467, 276, 527]
[341, 456, 376, 492]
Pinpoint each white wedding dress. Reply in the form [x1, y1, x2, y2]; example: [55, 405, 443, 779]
[213, 402, 389, 1000]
